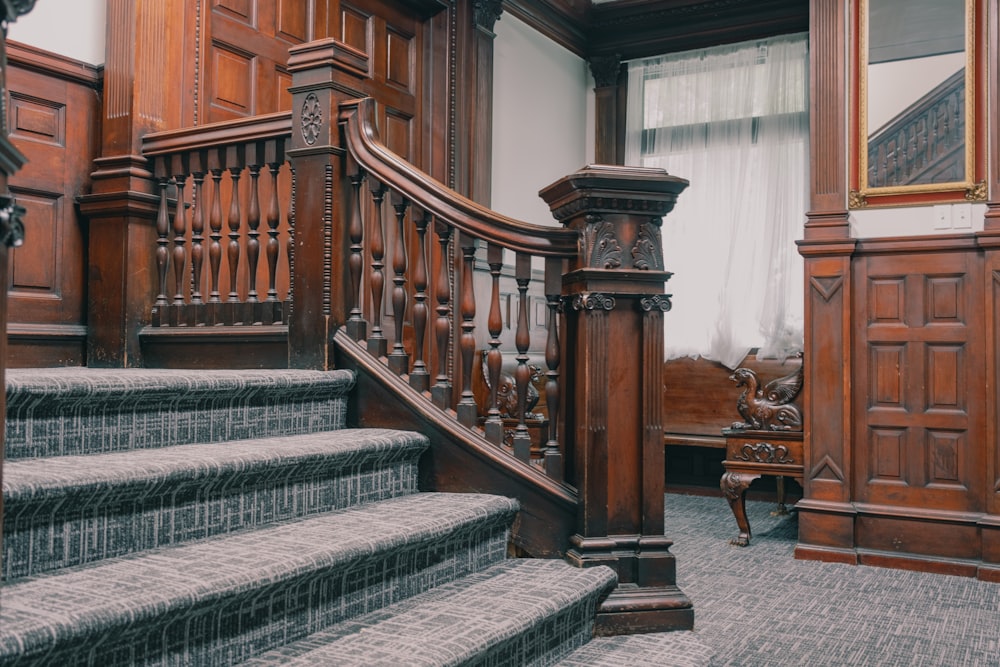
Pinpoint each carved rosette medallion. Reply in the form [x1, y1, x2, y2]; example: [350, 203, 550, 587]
[736, 442, 793, 464]
[300, 93, 323, 146]
[582, 215, 622, 269]
[572, 293, 616, 312]
[640, 294, 672, 313]
[631, 220, 663, 270]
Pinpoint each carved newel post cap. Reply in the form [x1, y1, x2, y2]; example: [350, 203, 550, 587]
[539, 165, 688, 275]
[538, 164, 689, 225]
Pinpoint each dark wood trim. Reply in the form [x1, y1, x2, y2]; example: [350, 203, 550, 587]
[139, 325, 290, 369]
[985, 0, 1000, 229]
[501, 0, 588, 57]
[6, 40, 102, 87]
[588, 0, 808, 61]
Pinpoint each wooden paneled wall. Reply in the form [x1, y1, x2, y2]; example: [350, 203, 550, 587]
[5, 42, 101, 367]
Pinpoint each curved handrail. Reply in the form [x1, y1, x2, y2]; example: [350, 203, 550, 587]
[339, 97, 579, 258]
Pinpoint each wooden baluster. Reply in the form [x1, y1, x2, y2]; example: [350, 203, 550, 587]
[154, 157, 170, 317]
[409, 207, 431, 392]
[246, 144, 262, 311]
[346, 165, 367, 340]
[226, 145, 245, 316]
[543, 257, 563, 479]
[456, 233, 478, 427]
[265, 140, 283, 304]
[430, 220, 453, 410]
[189, 151, 206, 306]
[388, 191, 410, 375]
[171, 155, 188, 312]
[208, 149, 224, 308]
[484, 242, 504, 444]
[511, 253, 532, 461]
[368, 177, 388, 357]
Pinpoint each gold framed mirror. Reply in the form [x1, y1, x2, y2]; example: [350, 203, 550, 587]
[850, 0, 986, 208]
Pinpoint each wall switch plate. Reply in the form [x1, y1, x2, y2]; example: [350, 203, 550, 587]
[933, 204, 952, 229]
[953, 204, 972, 229]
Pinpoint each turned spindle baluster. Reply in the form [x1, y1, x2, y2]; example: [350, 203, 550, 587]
[154, 157, 170, 313]
[246, 147, 262, 309]
[484, 243, 504, 444]
[189, 152, 206, 306]
[543, 257, 563, 479]
[409, 207, 431, 392]
[171, 157, 188, 310]
[456, 233, 479, 428]
[511, 253, 532, 461]
[265, 141, 283, 304]
[226, 146, 245, 312]
[208, 149, 224, 307]
[388, 191, 410, 375]
[346, 166, 367, 340]
[368, 178, 388, 357]
[430, 221, 453, 410]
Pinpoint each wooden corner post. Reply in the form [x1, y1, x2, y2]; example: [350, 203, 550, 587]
[540, 165, 693, 635]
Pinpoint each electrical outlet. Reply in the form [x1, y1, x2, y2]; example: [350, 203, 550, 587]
[933, 204, 952, 230]
[953, 204, 971, 229]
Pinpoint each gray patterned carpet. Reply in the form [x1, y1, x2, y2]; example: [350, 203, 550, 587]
[666, 493, 1000, 667]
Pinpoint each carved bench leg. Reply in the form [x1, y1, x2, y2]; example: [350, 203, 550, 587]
[721, 471, 761, 547]
[772, 476, 789, 516]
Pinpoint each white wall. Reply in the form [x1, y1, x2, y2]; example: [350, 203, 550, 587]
[7, 0, 106, 65]
[491, 15, 592, 226]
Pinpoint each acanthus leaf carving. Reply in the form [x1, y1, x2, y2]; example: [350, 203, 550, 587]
[631, 220, 663, 270]
[582, 215, 622, 269]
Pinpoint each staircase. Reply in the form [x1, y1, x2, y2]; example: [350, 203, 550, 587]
[0, 368, 711, 666]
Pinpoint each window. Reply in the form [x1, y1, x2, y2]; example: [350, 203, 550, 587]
[626, 34, 809, 368]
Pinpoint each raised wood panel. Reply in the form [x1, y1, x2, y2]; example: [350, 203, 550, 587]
[10, 94, 64, 146]
[209, 43, 255, 116]
[855, 250, 984, 512]
[386, 27, 413, 92]
[341, 6, 372, 54]
[8, 191, 60, 292]
[214, 0, 254, 25]
[277, 0, 308, 43]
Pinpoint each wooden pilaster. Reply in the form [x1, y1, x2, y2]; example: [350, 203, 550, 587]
[588, 55, 624, 166]
[77, 0, 187, 366]
[540, 165, 692, 634]
[795, 0, 858, 563]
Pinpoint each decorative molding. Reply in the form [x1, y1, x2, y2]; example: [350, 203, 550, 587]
[810, 275, 844, 302]
[588, 54, 622, 88]
[631, 220, 663, 270]
[549, 196, 675, 223]
[848, 190, 868, 209]
[572, 293, 616, 312]
[639, 294, 672, 313]
[582, 216, 622, 269]
[301, 93, 323, 146]
[966, 180, 988, 201]
[472, 0, 503, 32]
[735, 442, 794, 464]
[810, 454, 846, 482]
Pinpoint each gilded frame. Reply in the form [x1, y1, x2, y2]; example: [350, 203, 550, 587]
[849, 0, 986, 208]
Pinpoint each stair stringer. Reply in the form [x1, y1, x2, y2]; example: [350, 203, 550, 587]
[333, 328, 578, 559]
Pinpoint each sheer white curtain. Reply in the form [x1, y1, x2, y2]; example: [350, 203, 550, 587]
[625, 35, 808, 369]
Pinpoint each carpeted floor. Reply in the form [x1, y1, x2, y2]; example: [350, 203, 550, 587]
[666, 493, 1000, 667]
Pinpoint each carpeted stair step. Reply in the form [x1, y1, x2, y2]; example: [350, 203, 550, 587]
[243, 559, 618, 666]
[2, 428, 428, 580]
[0, 492, 519, 667]
[5, 368, 356, 459]
[554, 631, 715, 667]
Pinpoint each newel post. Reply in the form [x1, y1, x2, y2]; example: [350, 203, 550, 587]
[540, 165, 692, 635]
[286, 40, 368, 369]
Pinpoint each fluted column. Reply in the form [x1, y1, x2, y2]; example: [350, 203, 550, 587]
[540, 164, 691, 635]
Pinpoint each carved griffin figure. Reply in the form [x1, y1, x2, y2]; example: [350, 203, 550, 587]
[729, 366, 803, 432]
[478, 354, 541, 420]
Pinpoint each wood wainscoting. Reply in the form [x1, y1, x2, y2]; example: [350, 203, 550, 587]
[798, 232, 1000, 581]
[5, 43, 101, 367]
